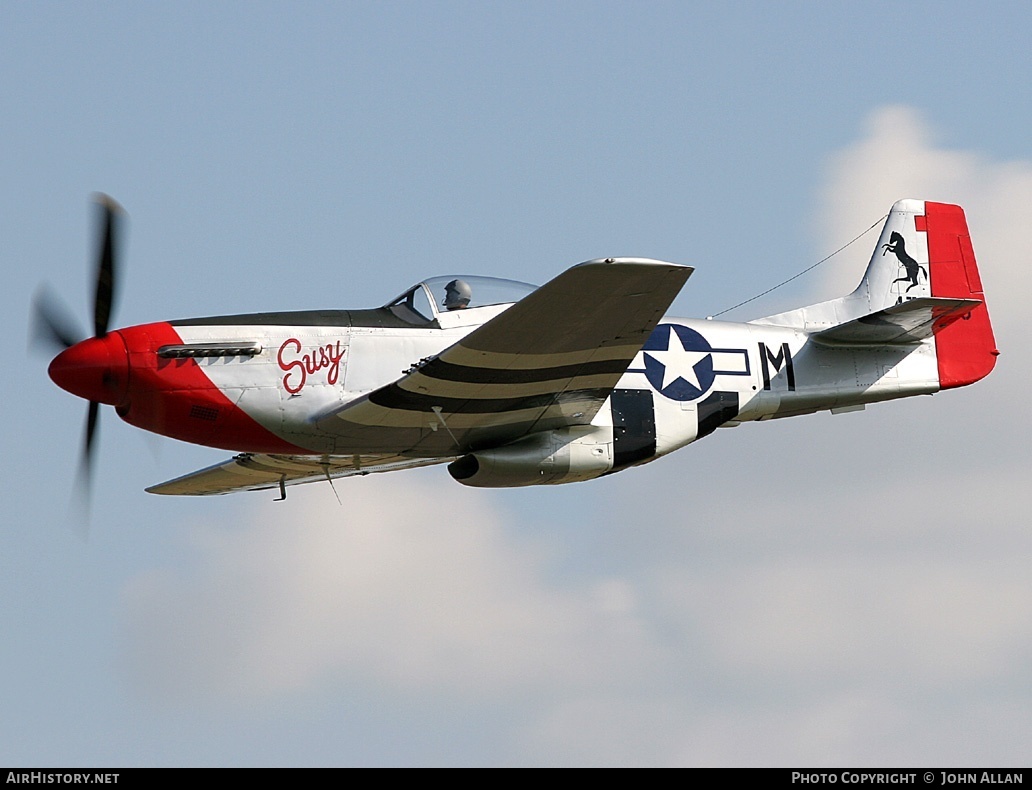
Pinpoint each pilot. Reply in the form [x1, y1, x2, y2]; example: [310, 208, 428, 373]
[443, 279, 472, 310]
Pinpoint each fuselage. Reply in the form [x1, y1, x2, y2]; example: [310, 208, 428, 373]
[48, 301, 941, 465]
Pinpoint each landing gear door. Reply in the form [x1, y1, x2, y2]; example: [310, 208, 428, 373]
[610, 388, 656, 470]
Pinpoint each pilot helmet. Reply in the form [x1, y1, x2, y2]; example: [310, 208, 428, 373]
[443, 278, 472, 310]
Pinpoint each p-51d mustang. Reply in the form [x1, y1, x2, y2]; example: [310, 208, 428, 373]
[39, 198, 997, 497]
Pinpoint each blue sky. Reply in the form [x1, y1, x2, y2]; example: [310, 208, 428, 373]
[3, 1, 1031, 766]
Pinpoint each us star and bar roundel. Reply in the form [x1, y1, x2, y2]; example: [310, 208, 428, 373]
[629, 323, 751, 402]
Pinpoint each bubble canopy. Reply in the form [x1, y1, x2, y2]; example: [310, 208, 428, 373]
[385, 275, 538, 323]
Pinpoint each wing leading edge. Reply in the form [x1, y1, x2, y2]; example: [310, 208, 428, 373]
[315, 257, 692, 456]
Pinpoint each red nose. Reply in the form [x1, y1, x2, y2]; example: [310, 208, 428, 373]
[48, 333, 129, 405]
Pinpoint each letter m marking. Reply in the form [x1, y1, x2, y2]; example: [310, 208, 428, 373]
[759, 342, 795, 391]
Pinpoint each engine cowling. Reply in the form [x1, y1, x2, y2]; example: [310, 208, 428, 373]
[448, 427, 613, 488]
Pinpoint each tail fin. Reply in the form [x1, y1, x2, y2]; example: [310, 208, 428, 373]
[757, 200, 998, 389]
[858, 199, 998, 388]
[856, 199, 932, 310]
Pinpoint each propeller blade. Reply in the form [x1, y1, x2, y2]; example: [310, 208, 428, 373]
[69, 401, 101, 538]
[31, 285, 84, 351]
[92, 194, 123, 338]
[39, 194, 128, 524]
[78, 399, 100, 496]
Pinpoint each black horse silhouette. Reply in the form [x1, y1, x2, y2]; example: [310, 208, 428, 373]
[881, 231, 927, 292]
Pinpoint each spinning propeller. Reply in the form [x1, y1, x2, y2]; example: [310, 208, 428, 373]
[33, 194, 126, 498]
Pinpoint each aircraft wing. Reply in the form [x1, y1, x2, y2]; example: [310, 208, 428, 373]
[316, 258, 693, 455]
[146, 452, 450, 496]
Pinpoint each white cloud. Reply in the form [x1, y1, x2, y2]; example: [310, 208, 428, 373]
[122, 473, 666, 704]
[659, 557, 1032, 687]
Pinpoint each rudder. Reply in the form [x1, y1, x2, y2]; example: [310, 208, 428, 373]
[923, 201, 998, 389]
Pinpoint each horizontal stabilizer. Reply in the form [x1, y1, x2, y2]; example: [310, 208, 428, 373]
[810, 297, 982, 347]
[146, 453, 449, 496]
